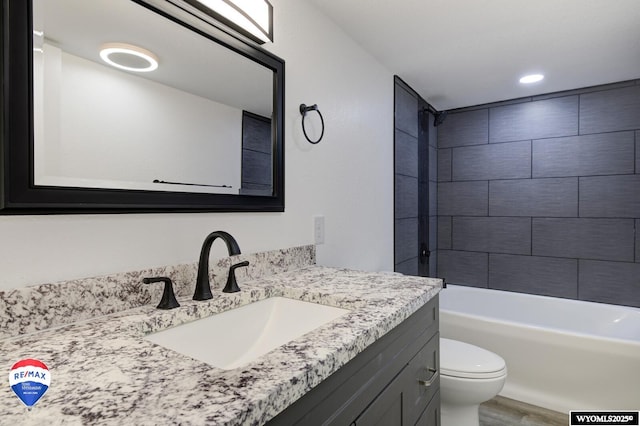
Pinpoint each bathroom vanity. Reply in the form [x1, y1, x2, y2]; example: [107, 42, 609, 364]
[268, 292, 440, 425]
[0, 250, 441, 425]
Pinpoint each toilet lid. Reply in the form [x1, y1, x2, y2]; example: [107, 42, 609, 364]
[440, 338, 507, 379]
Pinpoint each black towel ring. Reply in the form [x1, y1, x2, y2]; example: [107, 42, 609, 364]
[300, 103, 325, 144]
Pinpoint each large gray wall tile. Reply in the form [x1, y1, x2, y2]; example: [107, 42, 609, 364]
[532, 218, 635, 262]
[241, 150, 271, 185]
[429, 146, 438, 182]
[489, 96, 578, 143]
[429, 181, 437, 216]
[532, 132, 635, 177]
[580, 86, 640, 134]
[438, 149, 452, 182]
[429, 250, 437, 277]
[636, 130, 640, 173]
[579, 260, 640, 307]
[452, 141, 531, 181]
[395, 85, 418, 137]
[239, 182, 271, 195]
[453, 97, 532, 112]
[636, 220, 639, 263]
[437, 250, 488, 287]
[395, 175, 418, 219]
[438, 109, 488, 148]
[242, 114, 271, 153]
[429, 216, 438, 251]
[489, 178, 577, 217]
[395, 130, 418, 177]
[395, 257, 418, 276]
[452, 217, 531, 255]
[489, 254, 578, 298]
[429, 216, 438, 246]
[438, 181, 488, 216]
[532, 80, 637, 101]
[580, 175, 640, 218]
[428, 112, 438, 148]
[438, 216, 452, 249]
[483, 97, 533, 108]
[395, 218, 418, 264]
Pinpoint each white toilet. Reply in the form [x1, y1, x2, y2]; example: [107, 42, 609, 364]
[440, 338, 507, 426]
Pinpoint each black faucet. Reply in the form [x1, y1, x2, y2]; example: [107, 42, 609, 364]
[143, 277, 180, 309]
[193, 231, 248, 300]
[223, 260, 250, 293]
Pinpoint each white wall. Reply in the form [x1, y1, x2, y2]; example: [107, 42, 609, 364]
[0, 0, 394, 291]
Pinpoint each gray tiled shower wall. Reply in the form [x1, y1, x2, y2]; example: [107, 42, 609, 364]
[395, 83, 420, 275]
[436, 80, 640, 308]
[394, 80, 438, 277]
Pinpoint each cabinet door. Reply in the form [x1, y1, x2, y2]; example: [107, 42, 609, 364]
[415, 391, 440, 426]
[353, 369, 407, 426]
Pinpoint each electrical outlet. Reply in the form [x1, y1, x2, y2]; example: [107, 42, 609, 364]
[313, 215, 325, 244]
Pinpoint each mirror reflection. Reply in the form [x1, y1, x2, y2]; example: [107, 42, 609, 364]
[32, 0, 274, 196]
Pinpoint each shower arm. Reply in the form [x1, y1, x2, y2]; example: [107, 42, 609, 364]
[420, 104, 448, 127]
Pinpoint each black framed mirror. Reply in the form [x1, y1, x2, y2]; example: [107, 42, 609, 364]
[1, 0, 285, 214]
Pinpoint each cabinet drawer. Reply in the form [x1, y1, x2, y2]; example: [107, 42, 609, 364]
[415, 391, 440, 426]
[405, 332, 439, 425]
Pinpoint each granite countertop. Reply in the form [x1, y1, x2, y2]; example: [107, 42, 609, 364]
[0, 266, 441, 425]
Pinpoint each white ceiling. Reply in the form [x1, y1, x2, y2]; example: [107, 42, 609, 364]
[309, 0, 640, 110]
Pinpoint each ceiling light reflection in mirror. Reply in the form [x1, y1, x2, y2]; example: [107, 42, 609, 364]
[99, 43, 159, 73]
[31, 0, 273, 196]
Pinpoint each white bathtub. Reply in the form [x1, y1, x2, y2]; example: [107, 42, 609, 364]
[439, 285, 640, 413]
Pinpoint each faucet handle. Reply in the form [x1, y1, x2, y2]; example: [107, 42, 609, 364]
[143, 277, 181, 309]
[222, 261, 249, 293]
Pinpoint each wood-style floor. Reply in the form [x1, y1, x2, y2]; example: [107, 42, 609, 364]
[479, 396, 569, 426]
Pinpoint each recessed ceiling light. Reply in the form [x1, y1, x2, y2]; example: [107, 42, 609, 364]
[99, 43, 159, 73]
[519, 74, 544, 84]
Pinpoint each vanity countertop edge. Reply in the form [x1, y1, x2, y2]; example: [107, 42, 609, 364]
[0, 266, 442, 425]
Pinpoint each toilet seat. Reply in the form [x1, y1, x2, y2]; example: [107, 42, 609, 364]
[440, 338, 507, 379]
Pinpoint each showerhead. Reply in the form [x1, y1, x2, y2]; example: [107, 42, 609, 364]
[433, 110, 448, 127]
[420, 106, 448, 128]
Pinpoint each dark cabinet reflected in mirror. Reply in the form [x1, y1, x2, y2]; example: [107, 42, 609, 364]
[0, 0, 285, 213]
[241, 111, 273, 196]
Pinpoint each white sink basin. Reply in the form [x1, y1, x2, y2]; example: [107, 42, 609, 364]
[145, 297, 350, 370]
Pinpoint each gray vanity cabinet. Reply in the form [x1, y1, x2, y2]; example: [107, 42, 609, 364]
[267, 295, 440, 426]
[353, 333, 440, 426]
